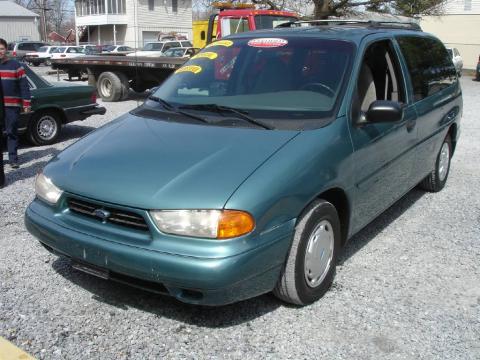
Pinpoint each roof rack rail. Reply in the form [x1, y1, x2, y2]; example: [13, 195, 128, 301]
[276, 19, 422, 31]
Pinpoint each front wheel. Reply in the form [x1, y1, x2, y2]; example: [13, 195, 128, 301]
[419, 134, 452, 192]
[28, 111, 62, 146]
[274, 199, 340, 305]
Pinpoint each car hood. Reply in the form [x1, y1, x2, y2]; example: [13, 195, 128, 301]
[44, 113, 299, 210]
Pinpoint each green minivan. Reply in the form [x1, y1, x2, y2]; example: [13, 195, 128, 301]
[25, 22, 462, 306]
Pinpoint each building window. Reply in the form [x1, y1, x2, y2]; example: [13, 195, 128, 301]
[464, 0, 472, 11]
[149, 0, 154, 10]
[172, 0, 177, 13]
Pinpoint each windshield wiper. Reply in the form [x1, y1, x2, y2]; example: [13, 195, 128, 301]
[147, 96, 209, 124]
[178, 104, 273, 130]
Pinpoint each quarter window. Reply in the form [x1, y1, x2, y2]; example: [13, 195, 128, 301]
[397, 36, 457, 102]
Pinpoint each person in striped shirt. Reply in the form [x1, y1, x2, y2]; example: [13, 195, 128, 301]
[0, 74, 5, 188]
[0, 38, 31, 169]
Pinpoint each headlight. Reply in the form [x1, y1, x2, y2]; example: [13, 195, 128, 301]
[35, 173, 63, 205]
[150, 210, 255, 239]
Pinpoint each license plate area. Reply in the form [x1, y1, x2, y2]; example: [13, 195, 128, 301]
[71, 260, 110, 280]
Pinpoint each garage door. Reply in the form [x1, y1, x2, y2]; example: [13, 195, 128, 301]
[142, 31, 158, 45]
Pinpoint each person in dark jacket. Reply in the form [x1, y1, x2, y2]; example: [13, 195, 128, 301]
[0, 37, 31, 169]
[0, 73, 5, 188]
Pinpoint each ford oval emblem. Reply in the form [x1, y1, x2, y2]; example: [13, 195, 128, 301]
[94, 209, 110, 221]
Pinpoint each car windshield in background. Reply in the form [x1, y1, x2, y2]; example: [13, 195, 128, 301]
[38, 46, 49, 52]
[152, 37, 354, 129]
[53, 47, 66, 53]
[143, 43, 163, 51]
[164, 48, 185, 57]
[255, 15, 297, 29]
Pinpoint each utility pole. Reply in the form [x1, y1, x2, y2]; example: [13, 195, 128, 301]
[34, 0, 51, 42]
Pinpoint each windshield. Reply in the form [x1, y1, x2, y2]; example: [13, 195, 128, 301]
[152, 37, 354, 129]
[53, 47, 66, 53]
[164, 48, 185, 57]
[254, 15, 297, 29]
[143, 43, 163, 51]
[38, 46, 48, 52]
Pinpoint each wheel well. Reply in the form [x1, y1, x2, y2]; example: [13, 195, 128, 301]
[35, 107, 66, 125]
[317, 188, 350, 246]
[448, 123, 458, 154]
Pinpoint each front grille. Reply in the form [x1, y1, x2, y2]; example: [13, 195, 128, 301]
[67, 197, 149, 231]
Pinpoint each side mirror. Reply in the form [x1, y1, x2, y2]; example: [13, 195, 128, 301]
[366, 100, 403, 123]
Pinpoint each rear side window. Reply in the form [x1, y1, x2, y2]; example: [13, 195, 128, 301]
[397, 36, 457, 102]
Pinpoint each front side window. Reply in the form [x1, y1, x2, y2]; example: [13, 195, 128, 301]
[254, 15, 297, 30]
[397, 36, 457, 101]
[53, 47, 66, 53]
[221, 17, 249, 37]
[181, 41, 193, 47]
[151, 37, 354, 130]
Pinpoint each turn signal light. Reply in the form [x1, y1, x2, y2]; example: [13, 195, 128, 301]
[217, 210, 255, 239]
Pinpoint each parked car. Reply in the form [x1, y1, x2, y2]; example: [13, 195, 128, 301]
[162, 47, 199, 58]
[16, 64, 106, 145]
[50, 46, 85, 60]
[476, 54, 480, 81]
[126, 40, 193, 57]
[446, 47, 463, 75]
[26, 22, 461, 306]
[7, 41, 47, 60]
[101, 45, 135, 55]
[78, 44, 102, 55]
[25, 46, 57, 66]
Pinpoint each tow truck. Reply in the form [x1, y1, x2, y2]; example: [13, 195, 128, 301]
[52, 2, 298, 102]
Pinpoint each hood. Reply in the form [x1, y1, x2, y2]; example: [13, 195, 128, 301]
[44, 112, 298, 210]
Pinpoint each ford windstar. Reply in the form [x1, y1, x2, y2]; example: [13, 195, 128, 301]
[25, 21, 462, 306]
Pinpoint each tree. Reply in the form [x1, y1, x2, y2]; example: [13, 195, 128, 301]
[193, 0, 446, 19]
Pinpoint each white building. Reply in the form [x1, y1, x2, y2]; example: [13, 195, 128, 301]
[0, 1, 40, 42]
[74, 0, 192, 47]
[421, 0, 480, 69]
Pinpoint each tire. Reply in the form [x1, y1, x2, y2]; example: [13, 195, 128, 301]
[45, 59, 52, 66]
[32, 62, 39, 67]
[115, 71, 130, 101]
[274, 199, 341, 305]
[28, 110, 62, 146]
[419, 134, 452, 192]
[97, 72, 123, 102]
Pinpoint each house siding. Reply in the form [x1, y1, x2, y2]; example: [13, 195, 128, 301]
[0, 17, 40, 42]
[421, 12, 480, 69]
[76, 0, 192, 47]
[442, 0, 480, 14]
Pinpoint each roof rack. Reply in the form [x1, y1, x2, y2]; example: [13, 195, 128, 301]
[276, 19, 422, 31]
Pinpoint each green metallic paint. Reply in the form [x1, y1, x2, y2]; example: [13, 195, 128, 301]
[25, 27, 463, 305]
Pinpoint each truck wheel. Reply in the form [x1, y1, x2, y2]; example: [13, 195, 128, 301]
[97, 72, 123, 102]
[28, 110, 62, 146]
[273, 199, 340, 305]
[115, 72, 130, 101]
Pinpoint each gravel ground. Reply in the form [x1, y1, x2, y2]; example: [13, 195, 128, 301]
[1, 69, 479, 360]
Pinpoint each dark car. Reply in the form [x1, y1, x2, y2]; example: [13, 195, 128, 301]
[476, 54, 480, 81]
[16, 64, 106, 145]
[26, 21, 461, 306]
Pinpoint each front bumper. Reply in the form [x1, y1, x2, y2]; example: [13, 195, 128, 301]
[25, 200, 294, 306]
[64, 104, 106, 123]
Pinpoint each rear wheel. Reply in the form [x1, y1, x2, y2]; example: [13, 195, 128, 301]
[45, 59, 52, 66]
[419, 134, 452, 192]
[274, 199, 340, 305]
[97, 72, 123, 102]
[115, 72, 130, 101]
[28, 110, 62, 146]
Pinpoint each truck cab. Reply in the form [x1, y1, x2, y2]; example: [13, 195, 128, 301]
[193, 3, 297, 48]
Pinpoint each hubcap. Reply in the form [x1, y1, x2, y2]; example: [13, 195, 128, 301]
[37, 115, 57, 140]
[438, 142, 450, 181]
[304, 220, 334, 288]
[100, 78, 112, 97]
